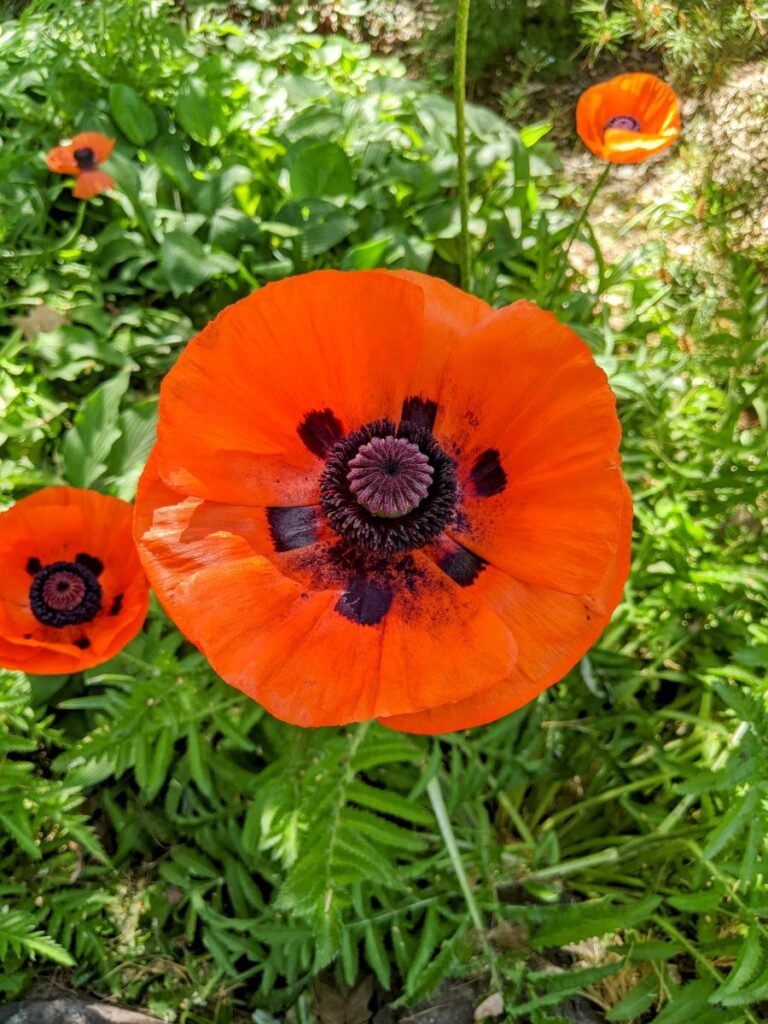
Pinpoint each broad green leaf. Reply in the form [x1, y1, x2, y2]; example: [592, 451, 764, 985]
[176, 76, 221, 145]
[62, 369, 131, 487]
[288, 140, 354, 199]
[160, 231, 238, 297]
[109, 83, 157, 145]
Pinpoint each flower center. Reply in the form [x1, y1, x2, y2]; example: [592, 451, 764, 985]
[348, 435, 434, 518]
[320, 419, 457, 553]
[29, 560, 103, 628]
[73, 146, 96, 171]
[604, 114, 641, 133]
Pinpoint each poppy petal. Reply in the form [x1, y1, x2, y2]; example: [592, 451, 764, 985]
[73, 169, 114, 199]
[379, 484, 632, 733]
[71, 132, 115, 163]
[393, 269, 493, 422]
[155, 271, 427, 507]
[576, 72, 680, 164]
[46, 145, 79, 175]
[135, 456, 518, 725]
[434, 300, 626, 594]
[0, 488, 149, 674]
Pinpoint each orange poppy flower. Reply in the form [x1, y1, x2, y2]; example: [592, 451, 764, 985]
[0, 488, 149, 674]
[134, 270, 631, 733]
[46, 132, 115, 199]
[576, 72, 680, 164]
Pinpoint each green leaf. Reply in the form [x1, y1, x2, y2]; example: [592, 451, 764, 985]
[109, 83, 157, 145]
[160, 232, 238, 297]
[531, 895, 662, 949]
[144, 727, 174, 802]
[104, 399, 158, 500]
[176, 77, 221, 145]
[340, 236, 392, 270]
[703, 787, 760, 858]
[347, 779, 433, 826]
[519, 122, 552, 147]
[62, 369, 131, 487]
[607, 974, 659, 1021]
[648, 980, 722, 1024]
[288, 140, 354, 199]
[364, 922, 391, 990]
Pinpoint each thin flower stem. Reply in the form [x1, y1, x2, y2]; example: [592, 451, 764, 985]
[427, 774, 502, 995]
[21, 201, 87, 259]
[454, 0, 472, 292]
[547, 163, 610, 305]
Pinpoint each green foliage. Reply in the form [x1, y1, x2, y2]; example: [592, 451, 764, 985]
[1, 0, 767, 1022]
[574, 0, 768, 86]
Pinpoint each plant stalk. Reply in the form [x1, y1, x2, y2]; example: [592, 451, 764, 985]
[427, 774, 502, 995]
[547, 163, 610, 304]
[454, 0, 472, 291]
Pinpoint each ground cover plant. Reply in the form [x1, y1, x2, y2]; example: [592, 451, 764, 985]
[0, 0, 767, 1022]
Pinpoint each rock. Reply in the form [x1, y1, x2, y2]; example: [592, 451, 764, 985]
[0, 999, 162, 1024]
[473, 992, 504, 1019]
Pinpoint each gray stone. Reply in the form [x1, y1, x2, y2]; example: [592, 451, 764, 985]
[0, 999, 162, 1024]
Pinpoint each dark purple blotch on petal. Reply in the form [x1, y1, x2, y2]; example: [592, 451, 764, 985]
[434, 540, 488, 588]
[26, 557, 42, 575]
[110, 593, 124, 617]
[470, 448, 507, 498]
[298, 408, 345, 459]
[267, 506, 323, 552]
[401, 395, 438, 431]
[335, 575, 393, 626]
[76, 552, 104, 577]
[73, 637, 90, 649]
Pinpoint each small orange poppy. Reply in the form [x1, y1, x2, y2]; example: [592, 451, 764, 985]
[576, 72, 680, 164]
[46, 132, 115, 199]
[0, 488, 149, 674]
[134, 270, 632, 733]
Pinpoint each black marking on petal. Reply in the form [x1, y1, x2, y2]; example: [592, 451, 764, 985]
[298, 408, 345, 459]
[26, 557, 42, 575]
[401, 395, 438, 431]
[73, 146, 96, 171]
[470, 448, 507, 498]
[434, 538, 488, 587]
[76, 552, 104, 577]
[267, 506, 322, 552]
[110, 593, 124, 617]
[335, 575, 393, 626]
[73, 637, 90, 649]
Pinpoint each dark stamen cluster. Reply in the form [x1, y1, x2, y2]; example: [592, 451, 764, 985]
[73, 146, 96, 171]
[320, 419, 457, 553]
[605, 114, 641, 133]
[29, 560, 103, 628]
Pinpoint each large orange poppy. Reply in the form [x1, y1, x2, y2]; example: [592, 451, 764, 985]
[46, 132, 115, 199]
[0, 488, 149, 674]
[576, 72, 680, 164]
[134, 270, 632, 733]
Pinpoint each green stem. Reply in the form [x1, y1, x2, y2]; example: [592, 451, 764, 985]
[427, 774, 502, 995]
[454, 0, 472, 292]
[547, 163, 610, 305]
[20, 201, 87, 260]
